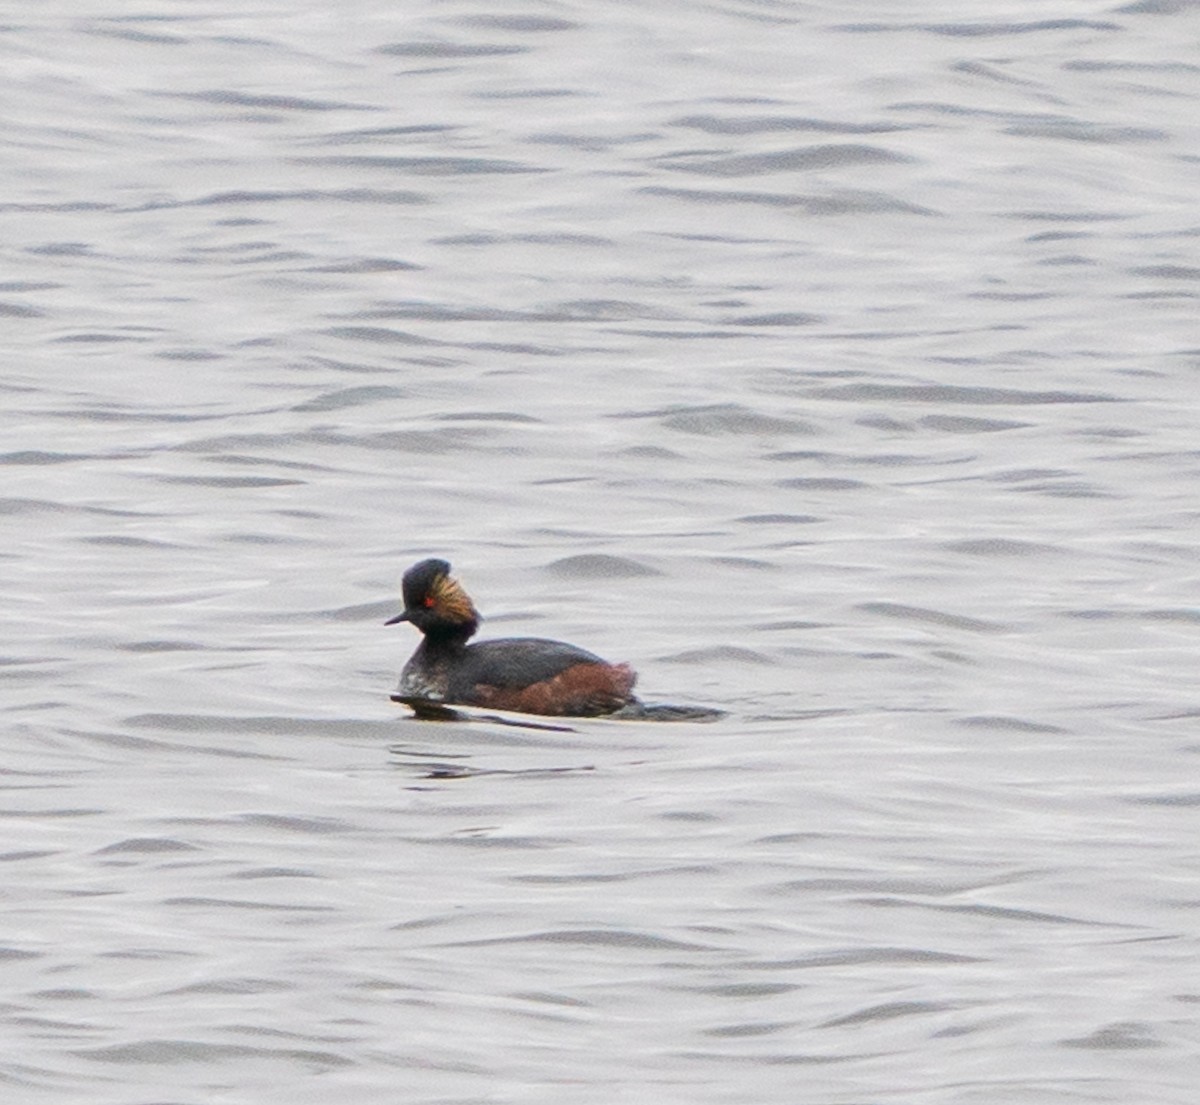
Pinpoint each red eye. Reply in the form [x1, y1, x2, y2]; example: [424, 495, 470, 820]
[423, 596, 435, 608]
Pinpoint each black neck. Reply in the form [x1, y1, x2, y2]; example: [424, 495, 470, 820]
[419, 620, 477, 651]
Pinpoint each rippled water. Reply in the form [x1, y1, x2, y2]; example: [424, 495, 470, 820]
[4, 2, 1199, 1102]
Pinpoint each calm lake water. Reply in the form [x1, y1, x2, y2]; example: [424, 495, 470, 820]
[4, 1, 1199, 1102]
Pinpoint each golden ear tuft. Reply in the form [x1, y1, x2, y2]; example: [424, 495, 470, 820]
[431, 573, 478, 623]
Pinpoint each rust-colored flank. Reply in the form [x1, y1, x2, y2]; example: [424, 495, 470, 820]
[470, 661, 637, 717]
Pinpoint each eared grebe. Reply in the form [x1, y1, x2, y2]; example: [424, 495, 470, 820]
[385, 558, 638, 717]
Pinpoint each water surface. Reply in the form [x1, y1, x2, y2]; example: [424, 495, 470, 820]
[3, 2, 1199, 1102]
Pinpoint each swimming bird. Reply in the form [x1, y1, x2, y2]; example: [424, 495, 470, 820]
[386, 558, 637, 717]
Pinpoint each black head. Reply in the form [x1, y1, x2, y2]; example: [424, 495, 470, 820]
[385, 558, 480, 637]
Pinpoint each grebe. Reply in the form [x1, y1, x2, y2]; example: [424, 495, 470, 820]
[386, 558, 637, 717]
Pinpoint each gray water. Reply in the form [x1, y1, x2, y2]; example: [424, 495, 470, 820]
[4, 1, 1199, 1102]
